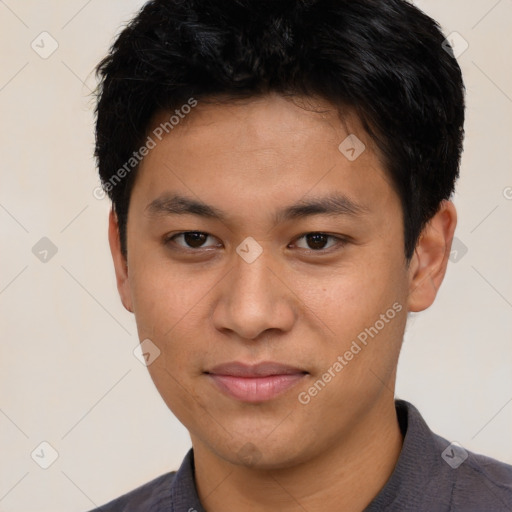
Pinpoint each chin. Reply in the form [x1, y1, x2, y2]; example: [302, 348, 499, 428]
[211, 434, 316, 471]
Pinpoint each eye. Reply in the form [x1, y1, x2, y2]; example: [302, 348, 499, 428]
[164, 231, 347, 253]
[292, 232, 347, 252]
[165, 231, 221, 250]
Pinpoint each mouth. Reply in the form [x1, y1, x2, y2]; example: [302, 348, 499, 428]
[205, 362, 308, 403]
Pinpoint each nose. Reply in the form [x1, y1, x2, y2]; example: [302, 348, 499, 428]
[212, 250, 297, 341]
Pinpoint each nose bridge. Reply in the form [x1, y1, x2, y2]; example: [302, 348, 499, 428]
[233, 254, 272, 304]
[213, 249, 295, 340]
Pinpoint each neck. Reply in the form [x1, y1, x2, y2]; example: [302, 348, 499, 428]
[192, 396, 403, 512]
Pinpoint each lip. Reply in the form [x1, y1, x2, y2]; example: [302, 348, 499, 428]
[206, 362, 308, 403]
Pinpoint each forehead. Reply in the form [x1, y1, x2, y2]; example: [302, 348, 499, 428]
[132, 93, 397, 223]
[148, 93, 368, 152]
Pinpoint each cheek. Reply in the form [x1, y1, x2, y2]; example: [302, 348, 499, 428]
[128, 254, 200, 333]
[128, 257, 223, 373]
[293, 254, 405, 339]
[129, 265, 208, 420]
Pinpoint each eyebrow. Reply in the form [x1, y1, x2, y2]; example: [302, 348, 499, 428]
[145, 193, 369, 224]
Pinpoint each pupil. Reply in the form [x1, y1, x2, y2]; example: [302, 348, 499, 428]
[185, 232, 206, 248]
[307, 233, 327, 250]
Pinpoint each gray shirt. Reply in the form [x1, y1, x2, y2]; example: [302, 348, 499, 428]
[91, 400, 512, 511]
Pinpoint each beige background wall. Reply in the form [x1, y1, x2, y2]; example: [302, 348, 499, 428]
[1, 1, 511, 510]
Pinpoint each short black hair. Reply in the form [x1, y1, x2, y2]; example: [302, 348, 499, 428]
[95, 0, 465, 259]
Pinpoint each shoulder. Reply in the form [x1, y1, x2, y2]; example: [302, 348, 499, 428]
[87, 471, 177, 512]
[431, 432, 512, 511]
[382, 400, 512, 512]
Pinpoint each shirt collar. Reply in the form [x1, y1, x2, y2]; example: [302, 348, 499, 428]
[363, 399, 453, 511]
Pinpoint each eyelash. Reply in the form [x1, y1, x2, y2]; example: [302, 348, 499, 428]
[163, 231, 349, 254]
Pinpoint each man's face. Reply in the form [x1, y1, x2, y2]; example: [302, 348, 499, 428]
[118, 94, 412, 468]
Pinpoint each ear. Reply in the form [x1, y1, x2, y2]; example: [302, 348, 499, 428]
[108, 209, 133, 313]
[407, 200, 457, 312]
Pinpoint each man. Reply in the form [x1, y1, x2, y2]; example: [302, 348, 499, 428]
[91, 0, 512, 510]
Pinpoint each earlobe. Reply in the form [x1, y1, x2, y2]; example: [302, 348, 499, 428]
[407, 200, 457, 312]
[108, 209, 134, 313]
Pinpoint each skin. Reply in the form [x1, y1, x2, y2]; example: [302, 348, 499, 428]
[109, 93, 457, 511]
